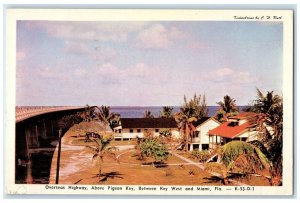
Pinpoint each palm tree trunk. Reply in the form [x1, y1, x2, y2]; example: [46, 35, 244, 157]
[185, 124, 189, 152]
[223, 177, 229, 185]
[98, 156, 103, 182]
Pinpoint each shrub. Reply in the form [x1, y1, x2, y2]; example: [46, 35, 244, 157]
[189, 150, 210, 162]
[136, 137, 169, 163]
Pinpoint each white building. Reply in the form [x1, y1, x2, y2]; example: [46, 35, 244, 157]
[113, 118, 180, 140]
[188, 117, 221, 151]
[208, 112, 259, 150]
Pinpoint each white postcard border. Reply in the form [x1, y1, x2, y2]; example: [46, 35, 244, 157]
[5, 9, 294, 196]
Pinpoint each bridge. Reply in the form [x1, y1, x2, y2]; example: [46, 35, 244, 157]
[15, 106, 87, 184]
[16, 106, 85, 123]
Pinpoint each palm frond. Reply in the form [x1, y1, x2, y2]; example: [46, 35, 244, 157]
[256, 88, 265, 100]
[219, 141, 271, 175]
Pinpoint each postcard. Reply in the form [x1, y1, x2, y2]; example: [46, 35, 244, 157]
[5, 8, 294, 195]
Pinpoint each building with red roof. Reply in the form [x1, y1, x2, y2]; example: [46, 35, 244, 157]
[208, 112, 259, 149]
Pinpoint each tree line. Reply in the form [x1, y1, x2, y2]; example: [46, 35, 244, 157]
[64, 88, 282, 185]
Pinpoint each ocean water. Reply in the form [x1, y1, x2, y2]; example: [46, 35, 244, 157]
[110, 106, 221, 118]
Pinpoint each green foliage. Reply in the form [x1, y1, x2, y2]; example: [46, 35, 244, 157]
[174, 93, 208, 151]
[159, 129, 172, 138]
[144, 110, 154, 118]
[216, 95, 239, 122]
[70, 121, 108, 136]
[249, 88, 283, 182]
[217, 95, 238, 113]
[189, 150, 211, 162]
[96, 105, 119, 130]
[86, 136, 117, 180]
[81, 105, 97, 122]
[220, 141, 270, 172]
[58, 113, 83, 134]
[160, 106, 173, 118]
[182, 93, 208, 119]
[206, 141, 270, 185]
[137, 138, 169, 163]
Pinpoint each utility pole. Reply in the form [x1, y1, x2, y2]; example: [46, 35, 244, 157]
[55, 129, 62, 184]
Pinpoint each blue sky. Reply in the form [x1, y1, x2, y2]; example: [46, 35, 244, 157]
[16, 21, 283, 106]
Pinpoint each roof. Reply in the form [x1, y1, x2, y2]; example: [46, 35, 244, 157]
[208, 121, 255, 139]
[192, 117, 210, 127]
[120, 118, 178, 129]
[192, 117, 220, 127]
[228, 112, 257, 120]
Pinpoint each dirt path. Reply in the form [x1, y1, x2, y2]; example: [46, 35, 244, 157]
[48, 126, 248, 186]
[171, 152, 249, 186]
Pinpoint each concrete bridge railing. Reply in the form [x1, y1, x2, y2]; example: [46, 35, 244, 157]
[15, 106, 84, 123]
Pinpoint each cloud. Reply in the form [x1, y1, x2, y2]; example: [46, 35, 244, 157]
[37, 66, 58, 78]
[64, 41, 91, 55]
[93, 46, 116, 61]
[93, 62, 167, 84]
[135, 24, 187, 49]
[214, 67, 234, 81]
[64, 41, 116, 61]
[74, 68, 87, 77]
[95, 63, 120, 78]
[188, 41, 206, 50]
[24, 21, 147, 42]
[206, 67, 258, 84]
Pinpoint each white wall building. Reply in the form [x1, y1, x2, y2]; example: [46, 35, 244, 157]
[188, 117, 221, 151]
[208, 112, 259, 150]
[113, 118, 180, 140]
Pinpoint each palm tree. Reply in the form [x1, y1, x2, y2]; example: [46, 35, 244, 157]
[206, 141, 270, 185]
[57, 113, 83, 134]
[174, 94, 208, 151]
[216, 95, 239, 122]
[253, 88, 283, 185]
[143, 110, 154, 118]
[160, 106, 173, 118]
[96, 106, 119, 130]
[184, 94, 208, 119]
[86, 136, 117, 182]
[80, 105, 96, 122]
[255, 89, 283, 140]
[174, 111, 197, 152]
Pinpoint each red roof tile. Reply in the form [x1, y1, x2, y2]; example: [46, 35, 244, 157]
[208, 121, 253, 139]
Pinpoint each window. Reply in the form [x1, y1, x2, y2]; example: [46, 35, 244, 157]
[129, 129, 134, 133]
[137, 129, 141, 133]
[155, 129, 159, 133]
[202, 144, 209, 150]
[118, 129, 122, 134]
[228, 121, 239, 127]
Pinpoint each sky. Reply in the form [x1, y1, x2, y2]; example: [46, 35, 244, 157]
[16, 21, 283, 106]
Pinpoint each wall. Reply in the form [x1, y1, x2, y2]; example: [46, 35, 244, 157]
[117, 128, 180, 139]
